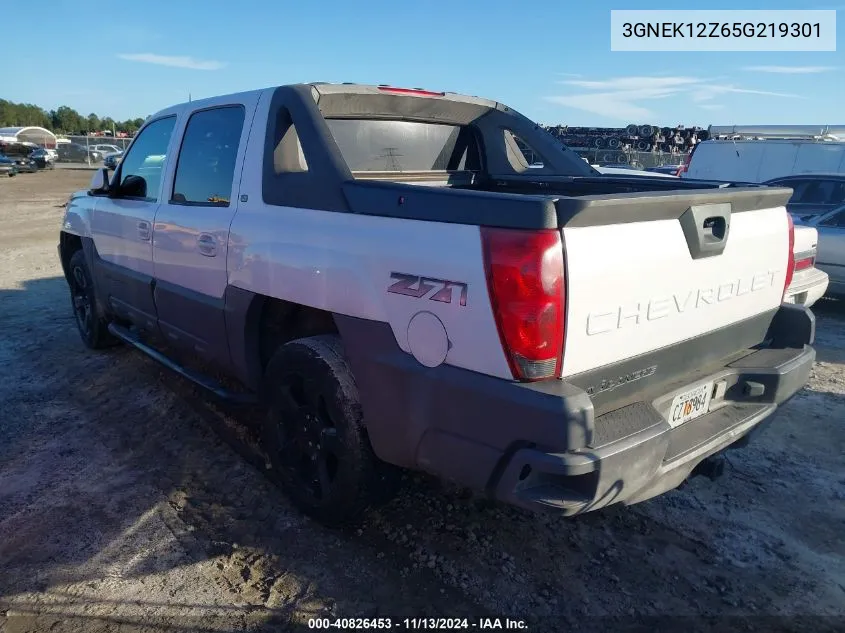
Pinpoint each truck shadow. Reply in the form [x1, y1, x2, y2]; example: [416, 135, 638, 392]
[0, 276, 485, 632]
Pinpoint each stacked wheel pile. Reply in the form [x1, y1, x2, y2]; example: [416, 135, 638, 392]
[544, 124, 709, 164]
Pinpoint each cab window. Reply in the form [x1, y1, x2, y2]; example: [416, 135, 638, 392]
[171, 105, 245, 206]
[115, 116, 177, 200]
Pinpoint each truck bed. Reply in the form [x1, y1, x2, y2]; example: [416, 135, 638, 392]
[342, 173, 792, 231]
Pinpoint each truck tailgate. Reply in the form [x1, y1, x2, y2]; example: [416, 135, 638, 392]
[560, 198, 790, 379]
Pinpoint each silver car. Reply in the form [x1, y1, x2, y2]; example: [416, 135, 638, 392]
[796, 204, 845, 298]
[764, 174, 845, 221]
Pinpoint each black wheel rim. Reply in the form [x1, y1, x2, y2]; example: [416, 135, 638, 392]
[272, 373, 342, 503]
[70, 265, 93, 338]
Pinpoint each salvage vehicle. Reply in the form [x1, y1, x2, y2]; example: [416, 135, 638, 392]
[681, 138, 845, 183]
[57, 143, 102, 163]
[763, 173, 845, 221]
[785, 225, 829, 307]
[795, 203, 845, 299]
[29, 148, 56, 169]
[58, 83, 815, 525]
[0, 153, 17, 177]
[0, 142, 39, 173]
[103, 151, 123, 170]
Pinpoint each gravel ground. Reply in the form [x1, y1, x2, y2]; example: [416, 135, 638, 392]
[1, 170, 843, 633]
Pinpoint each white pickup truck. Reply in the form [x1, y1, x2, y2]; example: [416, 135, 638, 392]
[58, 83, 816, 524]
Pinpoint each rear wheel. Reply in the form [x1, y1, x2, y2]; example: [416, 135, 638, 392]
[67, 249, 116, 349]
[262, 335, 396, 525]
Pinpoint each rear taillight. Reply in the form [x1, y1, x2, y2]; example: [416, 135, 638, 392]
[481, 228, 565, 381]
[794, 255, 815, 271]
[783, 213, 796, 299]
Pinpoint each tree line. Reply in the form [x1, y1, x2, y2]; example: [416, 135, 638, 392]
[0, 99, 146, 135]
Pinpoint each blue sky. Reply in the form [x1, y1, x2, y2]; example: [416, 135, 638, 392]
[4, 0, 844, 127]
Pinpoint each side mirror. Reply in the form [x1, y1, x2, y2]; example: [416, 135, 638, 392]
[89, 167, 110, 194]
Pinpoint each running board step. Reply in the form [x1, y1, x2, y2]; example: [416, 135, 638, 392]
[108, 323, 258, 405]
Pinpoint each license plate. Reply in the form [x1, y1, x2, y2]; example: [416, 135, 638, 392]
[668, 381, 714, 428]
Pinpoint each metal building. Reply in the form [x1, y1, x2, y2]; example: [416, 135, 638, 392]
[0, 126, 58, 148]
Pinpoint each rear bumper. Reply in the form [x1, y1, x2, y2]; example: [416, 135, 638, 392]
[785, 268, 829, 308]
[335, 305, 815, 515]
[495, 342, 814, 514]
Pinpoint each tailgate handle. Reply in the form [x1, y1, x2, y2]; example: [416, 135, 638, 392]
[679, 203, 732, 260]
[702, 216, 727, 240]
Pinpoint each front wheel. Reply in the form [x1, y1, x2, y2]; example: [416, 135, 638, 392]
[262, 335, 396, 525]
[67, 249, 117, 349]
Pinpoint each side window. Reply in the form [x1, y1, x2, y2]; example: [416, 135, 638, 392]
[794, 180, 834, 204]
[171, 105, 246, 206]
[820, 209, 845, 228]
[116, 116, 177, 200]
[828, 181, 845, 205]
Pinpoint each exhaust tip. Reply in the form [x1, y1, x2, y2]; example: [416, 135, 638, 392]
[691, 454, 726, 482]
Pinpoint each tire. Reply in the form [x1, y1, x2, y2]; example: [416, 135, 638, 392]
[262, 335, 396, 525]
[67, 249, 116, 349]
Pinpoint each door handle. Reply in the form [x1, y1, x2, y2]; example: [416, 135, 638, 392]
[137, 221, 151, 241]
[197, 233, 218, 257]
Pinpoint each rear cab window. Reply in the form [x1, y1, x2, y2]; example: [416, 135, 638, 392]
[324, 119, 481, 178]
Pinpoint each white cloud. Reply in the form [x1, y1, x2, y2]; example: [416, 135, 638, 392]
[742, 65, 837, 74]
[558, 76, 701, 90]
[691, 85, 798, 103]
[117, 53, 226, 71]
[546, 75, 802, 121]
[546, 93, 655, 120]
[699, 104, 725, 111]
[557, 72, 582, 78]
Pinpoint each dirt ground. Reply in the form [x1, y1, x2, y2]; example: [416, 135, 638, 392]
[1, 170, 843, 633]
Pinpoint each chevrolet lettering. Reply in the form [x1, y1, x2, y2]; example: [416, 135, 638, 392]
[586, 270, 779, 336]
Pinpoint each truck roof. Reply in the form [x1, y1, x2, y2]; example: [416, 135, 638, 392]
[148, 83, 505, 123]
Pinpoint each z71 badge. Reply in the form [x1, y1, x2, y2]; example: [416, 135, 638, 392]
[387, 273, 468, 306]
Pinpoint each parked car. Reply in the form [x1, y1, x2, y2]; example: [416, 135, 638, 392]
[29, 148, 56, 169]
[681, 139, 845, 182]
[762, 173, 845, 221]
[58, 82, 814, 525]
[103, 151, 123, 170]
[11, 156, 39, 173]
[57, 143, 103, 163]
[1, 142, 39, 172]
[786, 225, 829, 307]
[0, 151, 38, 173]
[794, 204, 845, 298]
[89, 144, 122, 155]
[0, 154, 18, 177]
